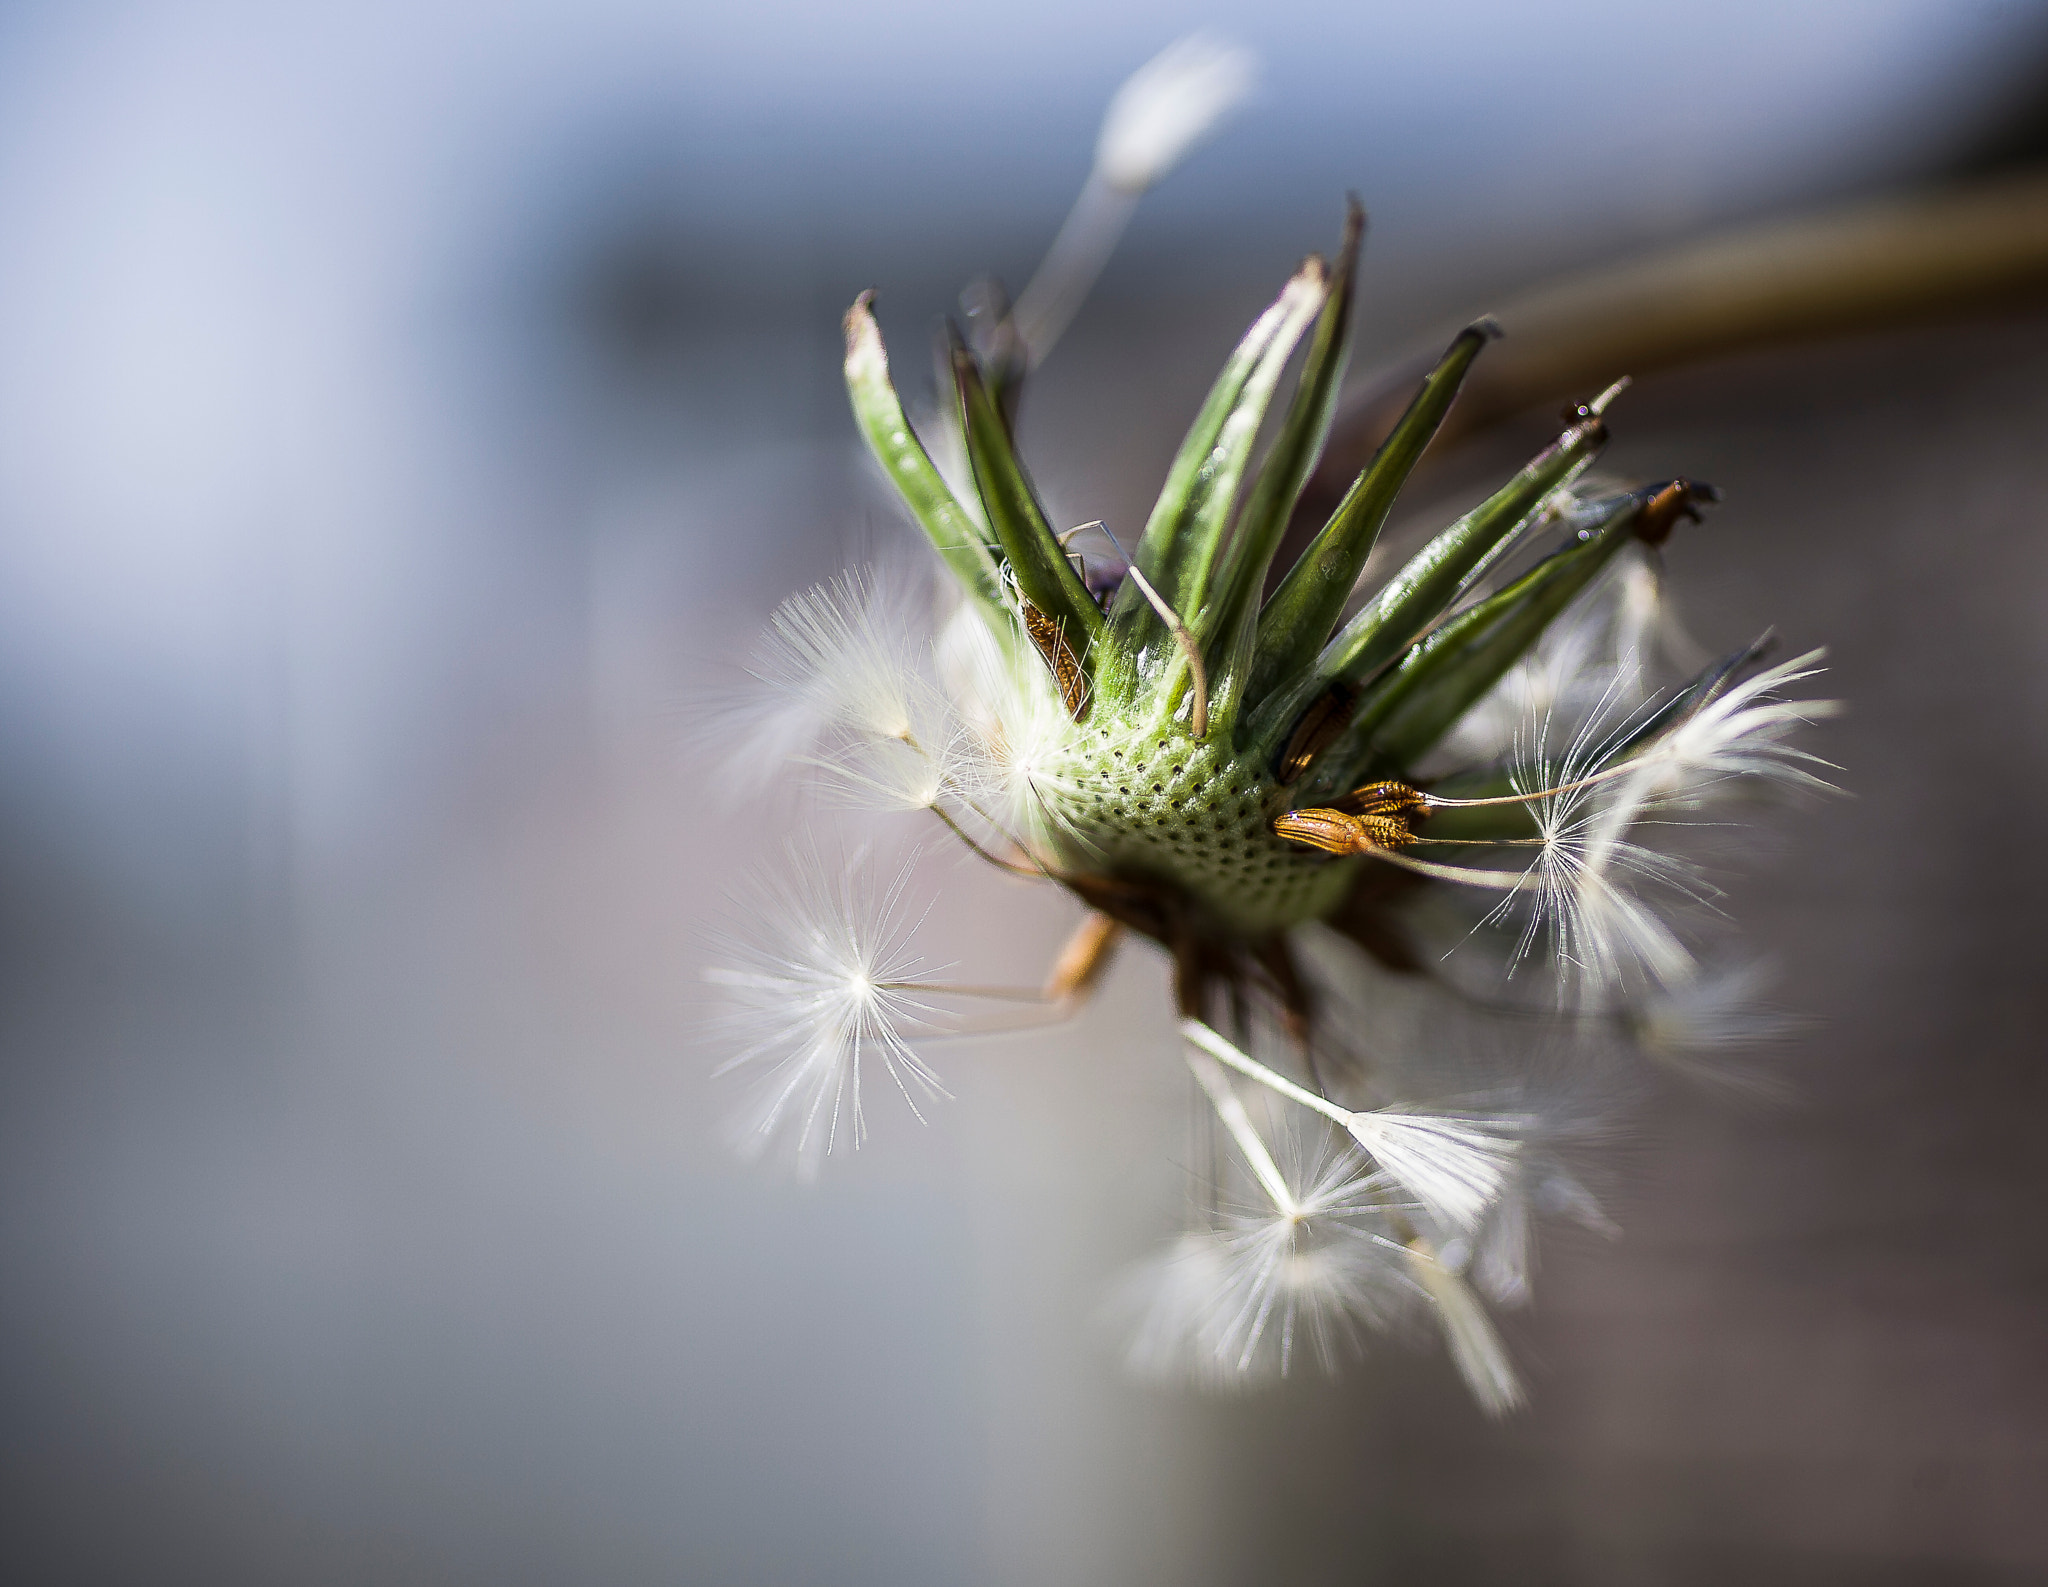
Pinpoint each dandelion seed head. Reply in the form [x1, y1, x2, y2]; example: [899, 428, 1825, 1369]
[1464, 651, 1833, 1001]
[813, 708, 975, 814]
[819, 735, 948, 812]
[1625, 961, 1800, 1100]
[1631, 960, 1787, 1054]
[1123, 1229, 1236, 1382]
[1470, 1158, 1615, 1308]
[722, 167, 1839, 1414]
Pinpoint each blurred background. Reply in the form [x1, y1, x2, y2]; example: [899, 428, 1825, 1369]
[2, 2, 2046, 1582]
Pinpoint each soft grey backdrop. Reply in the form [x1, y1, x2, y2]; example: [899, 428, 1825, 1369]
[1, 2, 2045, 1582]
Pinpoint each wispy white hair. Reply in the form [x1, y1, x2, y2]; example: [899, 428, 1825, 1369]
[706, 846, 946, 1178]
[1622, 649, 1840, 808]
[1125, 1132, 1404, 1384]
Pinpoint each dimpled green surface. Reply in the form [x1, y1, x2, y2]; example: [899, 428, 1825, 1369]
[1042, 713, 1358, 938]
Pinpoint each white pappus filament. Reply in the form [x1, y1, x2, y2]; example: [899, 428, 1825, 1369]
[705, 848, 948, 1179]
[1620, 648, 1840, 807]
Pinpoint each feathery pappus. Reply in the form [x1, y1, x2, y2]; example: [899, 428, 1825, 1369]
[699, 38, 1836, 1412]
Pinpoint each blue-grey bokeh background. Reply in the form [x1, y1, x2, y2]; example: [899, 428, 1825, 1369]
[2, 3, 2045, 1582]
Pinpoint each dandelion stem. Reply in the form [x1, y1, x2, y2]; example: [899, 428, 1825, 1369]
[1424, 760, 1641, 810]
[893, 732, 1035, 849]
[960, 798, 1056, 874]
[915, 1004, 1080, 1042]
[881, 981, 1053, 1003]
[1371, 851, 1534, 889]
[927, 805, 1047, 879]
[1181, 1018, 1351, 1130]
[894, 731, 1057, 878]
[1043, 911, 1124, 1002]
[1410, 836, 1549, 846]
[1183, 1047, 1299, 1216]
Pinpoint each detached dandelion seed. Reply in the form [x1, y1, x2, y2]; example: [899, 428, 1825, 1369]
[1124, 1122, 1405, 1383]
[1013, 35, 1256, 361]
[1094, 34, 1257, 195]
[706, 848, 948, 1179]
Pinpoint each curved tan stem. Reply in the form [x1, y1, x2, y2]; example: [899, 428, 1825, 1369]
[1295, 167, 2048, 532]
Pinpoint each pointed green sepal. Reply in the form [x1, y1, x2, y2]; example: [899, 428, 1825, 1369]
[1322, 409, 1609, 689]
[1243, 317, 1498, 711]
[844, 295, 1008, 620]
[1201, 201, 1366, 669]
[1300, 480, 1716, 792]
[1244, 407, 1610, 770]
[1109, 255, 1330, 657]
[948, 323, 1105, 647]
[960, 274, 1029, 429]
